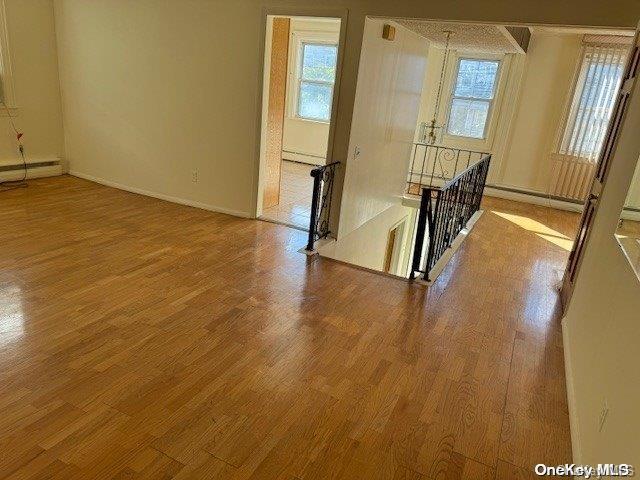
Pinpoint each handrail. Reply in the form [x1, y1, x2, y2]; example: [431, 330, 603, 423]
[410, 154, 491, 281]
[407, 143, 490, 194]
[306, 161, 340, 252]
[441, 153, 491, 190]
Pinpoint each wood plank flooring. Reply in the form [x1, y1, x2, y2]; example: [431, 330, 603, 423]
[0, 176, 578, 479]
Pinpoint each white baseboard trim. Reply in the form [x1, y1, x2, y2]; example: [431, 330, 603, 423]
[406, 185, 640, 221]
[621, 209, 640, 221]
[561, 316, 582, 463]
[282, 150, 325, 166]
[403, 187, 585, 213]
[69, 171, 253, 219]
[484, 185, 584, 213]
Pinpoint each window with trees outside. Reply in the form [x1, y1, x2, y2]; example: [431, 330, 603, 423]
[296, 43, 338, 122]
[447, 58, 500, 139]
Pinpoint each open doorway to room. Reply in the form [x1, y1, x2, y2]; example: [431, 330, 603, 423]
[318, 17, 634, 286]
[399, 21, 634, 282]
[257, 15, 342, 231]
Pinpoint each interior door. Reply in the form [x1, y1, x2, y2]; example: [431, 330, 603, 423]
[561, 26, 640, 310]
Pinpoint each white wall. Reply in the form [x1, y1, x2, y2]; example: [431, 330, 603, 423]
[337, 18, 428, 238]
[0, 0, 63, 166]
[562, 30, 640, 465]
[319, 19, 427, 272]
[499, 32, 583, 193]
[625, 160, 640, 208]
[282, 17, 339, 166]
[321, 204, 416, 273]
[414, 32, 583, 194]
[52, 0, 639, 222]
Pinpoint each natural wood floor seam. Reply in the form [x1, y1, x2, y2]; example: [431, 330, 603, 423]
[0, 176, 579, 480]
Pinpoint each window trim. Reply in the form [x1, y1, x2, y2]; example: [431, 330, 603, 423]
[556, 44, 628, 161]
[445, 56, 502, 140]
[296, 41, 337, 122]
[287, 30, 338, 124]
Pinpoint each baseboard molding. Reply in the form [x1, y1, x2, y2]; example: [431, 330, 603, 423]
[282, 150, 325, 166]
[403, 187, 585, 213]
[69, 171, 253, 219]
[621, 208, 640, 222]
[484, 185, 584, 213]
[405, 185, 640, 222]
[561, 317, 582, 463]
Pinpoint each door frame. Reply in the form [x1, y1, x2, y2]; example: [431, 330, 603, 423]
[253, 7, 349, 218]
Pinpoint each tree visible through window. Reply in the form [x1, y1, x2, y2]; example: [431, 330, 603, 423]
[447, 58, 500, 139]
[297, 43, 337, 122]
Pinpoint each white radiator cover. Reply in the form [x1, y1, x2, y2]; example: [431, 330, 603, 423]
[549, 153, 597, 201]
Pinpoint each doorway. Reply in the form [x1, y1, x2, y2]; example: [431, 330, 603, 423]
[257, 15, 343, 231]
[397, 19, 634, 283]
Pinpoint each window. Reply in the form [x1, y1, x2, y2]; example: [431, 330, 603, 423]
[559, 44, 628, 161]
[447, 58, 500, 139]
[296, 43, 337, 122]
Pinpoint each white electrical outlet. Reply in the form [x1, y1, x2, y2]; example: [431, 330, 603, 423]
[598, 398, 609, 432]
[191, 169, 198, 183]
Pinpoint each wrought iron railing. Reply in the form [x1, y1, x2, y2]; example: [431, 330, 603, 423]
[410, 154, 491, 281]
[306, 161, 339, 252]
[407, 143, 489, 195]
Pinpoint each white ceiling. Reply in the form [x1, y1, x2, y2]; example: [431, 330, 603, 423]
[393, 20, 524, 54]
[392, 20, 633, 54]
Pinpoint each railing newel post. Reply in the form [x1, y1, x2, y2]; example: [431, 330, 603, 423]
[306, 161, 340, 253]
[306, 167, 322, 252]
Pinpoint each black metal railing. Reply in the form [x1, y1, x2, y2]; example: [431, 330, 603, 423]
[410, 154, 491, 281]
[406, 143, 489, 195]
[306, 161, 339, 252]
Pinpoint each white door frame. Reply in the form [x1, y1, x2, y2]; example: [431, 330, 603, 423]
[253, 7, 348, 218]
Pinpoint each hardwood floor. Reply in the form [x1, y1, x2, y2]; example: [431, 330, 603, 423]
[0, 177, 578, 479]
[261, 160, 315, 230]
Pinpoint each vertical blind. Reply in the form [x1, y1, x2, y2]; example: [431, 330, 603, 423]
[559, 42, 629, 162]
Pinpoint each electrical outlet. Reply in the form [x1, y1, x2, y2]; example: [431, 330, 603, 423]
[598, 398, 609, 432]
[191, 169, 198, 183]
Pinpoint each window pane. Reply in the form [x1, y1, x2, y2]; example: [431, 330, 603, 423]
[299, 82, 332, 121]
[454, 59, 499, 99]
[447, 98, 490, 138]
[302, 44, 337, 82]
[567, 60, 624, 157]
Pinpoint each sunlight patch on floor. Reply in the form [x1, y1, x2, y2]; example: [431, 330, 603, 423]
[492, 211, 574, 251]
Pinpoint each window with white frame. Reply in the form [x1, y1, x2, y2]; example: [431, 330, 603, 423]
[295, 42, 338, 122]
[447, 58, 500, 139]
[558, 43, 628, 161]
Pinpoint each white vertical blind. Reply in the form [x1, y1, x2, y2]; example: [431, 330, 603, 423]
[559, 42, 629, 162]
